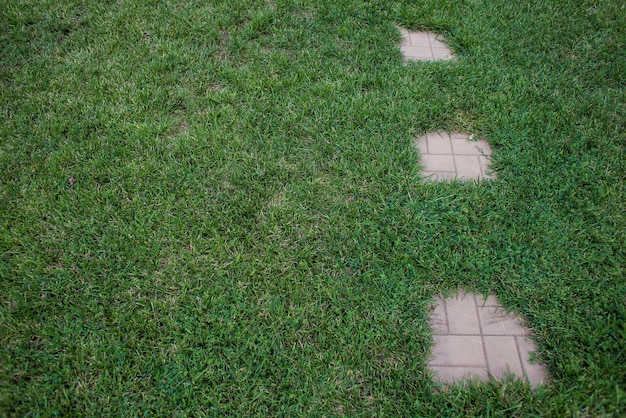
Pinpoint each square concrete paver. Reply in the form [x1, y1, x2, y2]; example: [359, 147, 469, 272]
[427, 290, 548, 387]
[415, 132, 495, 182]
[398, 27, 455, 62]
[430, 335, 486, 367]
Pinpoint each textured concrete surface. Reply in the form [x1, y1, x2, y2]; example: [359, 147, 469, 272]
[398, 27, 454, 61]
[428, 290, 547, 387]
[415, 132, 495, 181]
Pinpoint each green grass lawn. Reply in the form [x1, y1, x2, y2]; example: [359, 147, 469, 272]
[1, 0, 624, 415]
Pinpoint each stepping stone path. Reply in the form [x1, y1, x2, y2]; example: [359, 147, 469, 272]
[398, 25, 541, 387]
[415, 132, 495, 181]
[398, 27, 454, 62]
[428, 290, 547, 387]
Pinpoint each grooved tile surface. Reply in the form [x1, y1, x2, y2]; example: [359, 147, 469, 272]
[428, 291, 548, 387]
[415, 132, 495, 181]
[398, 27, 454, 62]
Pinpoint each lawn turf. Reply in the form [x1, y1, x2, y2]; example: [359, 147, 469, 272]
[1, 0, 625, 415]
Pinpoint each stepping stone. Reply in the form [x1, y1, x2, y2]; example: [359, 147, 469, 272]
[428, 290, 548, 388]
[415, 132, 495, 182]
[398, 27, 454, 61]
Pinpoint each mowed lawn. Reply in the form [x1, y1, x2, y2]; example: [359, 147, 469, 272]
[1, 0, 624, 415]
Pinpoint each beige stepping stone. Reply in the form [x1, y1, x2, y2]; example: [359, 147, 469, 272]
[398, 27, 454, 62]
[415, 132, 495, 181]
[428, 290, 548, 387]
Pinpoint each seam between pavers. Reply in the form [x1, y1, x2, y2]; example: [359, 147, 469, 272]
[447, 133, 459, 174]
[427, 152, 486, 156]
[514, 337, 525, 379]
[515, 336, 531, 381]
[427, 34, 434, 58]
[474, 293, 490, 376]
[442, 296, 450, 334]
[452, 154, 460, 177]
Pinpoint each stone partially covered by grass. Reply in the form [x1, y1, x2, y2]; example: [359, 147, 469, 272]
[1, 0, 625, 415]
